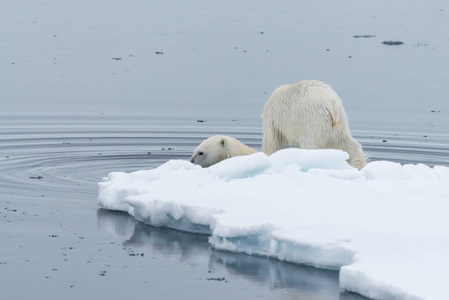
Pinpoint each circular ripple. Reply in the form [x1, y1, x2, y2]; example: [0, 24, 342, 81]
[1, 125, 448, 202]
[0, 126, 261, 201]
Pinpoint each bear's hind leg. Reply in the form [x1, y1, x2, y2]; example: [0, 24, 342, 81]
[262, 128, 287, 155]
[328, 133, 367, 170]
[347, 141, 367, 170]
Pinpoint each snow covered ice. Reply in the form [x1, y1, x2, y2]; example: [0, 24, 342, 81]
[98, 149, 449, 300]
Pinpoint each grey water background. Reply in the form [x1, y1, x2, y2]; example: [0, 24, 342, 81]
[1, 1, 448, 299]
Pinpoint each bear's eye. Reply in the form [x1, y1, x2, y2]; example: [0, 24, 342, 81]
[198, 152, 204, 156]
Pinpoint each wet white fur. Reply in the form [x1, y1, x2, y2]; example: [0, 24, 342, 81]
[262, 80, 366, 170]
[190, 135, 257, 168]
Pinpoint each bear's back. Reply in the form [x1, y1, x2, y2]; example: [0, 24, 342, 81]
[264, 80, 347, 127]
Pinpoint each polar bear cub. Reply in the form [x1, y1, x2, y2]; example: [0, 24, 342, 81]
[190, 135, 257, 168]
[262, 80, 366, 170]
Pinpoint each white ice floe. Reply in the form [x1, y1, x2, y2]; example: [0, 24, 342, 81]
[98, 149, 449, 300]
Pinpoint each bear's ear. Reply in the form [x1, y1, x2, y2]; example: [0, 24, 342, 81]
[220, 138, 226, 147]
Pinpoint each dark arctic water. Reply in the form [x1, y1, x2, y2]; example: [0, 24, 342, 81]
[1, 0, 449, 299]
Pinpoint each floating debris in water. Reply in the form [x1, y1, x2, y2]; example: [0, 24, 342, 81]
[353, 35, 376, 38]
[382, 41, 404, 46]
[206, 277, 227, 282]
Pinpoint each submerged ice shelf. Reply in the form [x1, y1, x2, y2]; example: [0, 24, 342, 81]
[98, 149, 449, 300]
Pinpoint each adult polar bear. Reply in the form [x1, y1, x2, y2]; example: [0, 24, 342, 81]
[262, 80, 366, 170]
